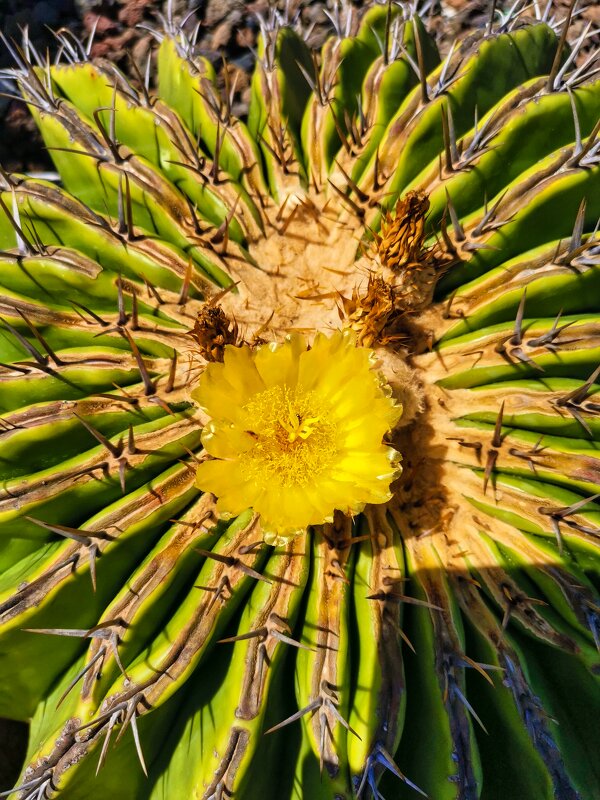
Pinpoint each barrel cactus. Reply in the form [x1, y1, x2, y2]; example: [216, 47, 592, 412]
[0, 0, 599, 798]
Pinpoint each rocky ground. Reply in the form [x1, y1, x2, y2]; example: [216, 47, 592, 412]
[0, 0, 598, 789]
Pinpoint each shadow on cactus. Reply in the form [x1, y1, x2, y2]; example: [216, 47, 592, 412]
[0, 0, 599, 798]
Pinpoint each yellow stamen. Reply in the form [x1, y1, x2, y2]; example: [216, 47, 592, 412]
[279, 400, 321, 442]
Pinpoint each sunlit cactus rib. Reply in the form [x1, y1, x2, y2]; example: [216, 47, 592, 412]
[0, 0, 599, 798]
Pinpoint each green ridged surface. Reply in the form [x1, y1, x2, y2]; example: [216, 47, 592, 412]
[0, 3, 598, 799]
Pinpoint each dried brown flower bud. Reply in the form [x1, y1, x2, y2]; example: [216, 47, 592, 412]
[189, 305, 239, 362]
[376, 191, 430, 271]
[342, 274, 399, 347]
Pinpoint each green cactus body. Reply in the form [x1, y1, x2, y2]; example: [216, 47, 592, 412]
[0, 3, 598, 799]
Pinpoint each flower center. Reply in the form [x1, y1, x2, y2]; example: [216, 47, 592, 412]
[242, 386, 337, 487]
[279, 400, 321, 443]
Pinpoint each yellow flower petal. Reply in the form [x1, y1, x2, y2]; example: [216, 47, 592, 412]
[196, 458, 260, 516]
[254, 334, 305, 388]
[221, 345, 266, 398]
[191, 362, 236, 418]
[200, 421, 256, 459]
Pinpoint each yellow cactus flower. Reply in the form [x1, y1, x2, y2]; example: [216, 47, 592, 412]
[192, 331, 402, 544]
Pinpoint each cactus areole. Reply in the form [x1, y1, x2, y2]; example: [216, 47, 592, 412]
[0, 2, 599, 799]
